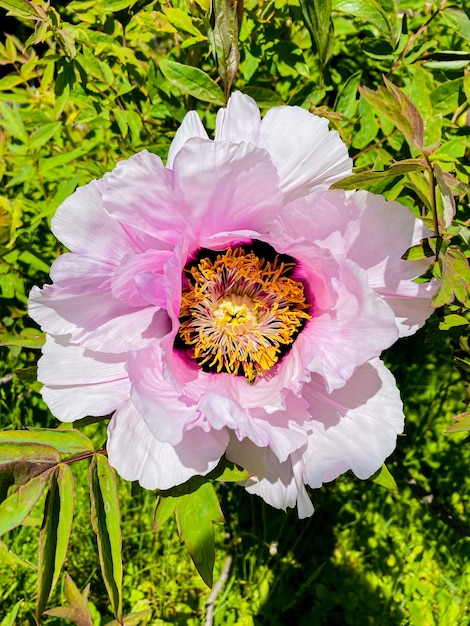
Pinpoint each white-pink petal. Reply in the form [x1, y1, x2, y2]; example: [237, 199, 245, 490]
[301, 358, 404, 486]
[38, 336, 129, 422]
[107, 400, 228, 490]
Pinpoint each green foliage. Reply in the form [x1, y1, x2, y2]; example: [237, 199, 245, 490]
[0, 0, 469, 623]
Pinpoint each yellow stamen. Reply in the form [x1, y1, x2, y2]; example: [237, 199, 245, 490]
[177, 245, 311, 382]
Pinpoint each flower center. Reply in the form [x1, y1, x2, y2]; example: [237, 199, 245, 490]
[176, 242, 312, 382]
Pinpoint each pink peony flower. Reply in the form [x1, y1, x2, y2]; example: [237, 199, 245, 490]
[29, 92, 436, 517]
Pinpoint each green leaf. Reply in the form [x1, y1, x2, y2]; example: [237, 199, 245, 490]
[159, 60, 225, 106]
[28, 122, 62, 152]
[36, 464, 75, 622]
[175, 482, 225, 587]
[300, 0, 334, 68]
[44, 573, 93, 626]
[0, 540, 36, 570]
[0, 600, 23, 626]
[208, 0, 241, 98]
[335, 70, 361, 118]
[432, 247, 470, 307]
[371, 464, 398, 491]
[105, 610, 152, 626]
[439, 314, 469, 330]
[0, 429, 94, 456]
[0, 102, 28, 143]
[153, 494, 177, 531]
[243, 86, 283, 108]
[401, 239, 435, 261]
[359, 77, 424, 151]
[0, 327, 45, 348]
[0, 0, 44, 19]
[0, 442, 61, 492]
[164, 7, 204, 37]
[89, 454, 123, 622]
[0, 471, 53, 535]
[330, 161, 426, 190]
[214, 464, 251, 482]
[446, 411, 470, 433]
[333, 0, 396, 42]
[434, 163, 456, 229]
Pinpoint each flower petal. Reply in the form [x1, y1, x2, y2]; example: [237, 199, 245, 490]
[38, 336, 129, 422]
[301, 358, 404, 486]
[166, 110, 209, 168]
[52, 178, 138, 264]
[107, 400, 228, 490]
[258, 106, 352, 202]
[172, 138, 283, 241]
[214, 91, 261, 144]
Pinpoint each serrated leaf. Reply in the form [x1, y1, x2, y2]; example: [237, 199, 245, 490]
[160, 59, 225, 105]
[36, 464, 75, 622]
[446, 411, 470, 433]
[89, 454, 123, 622]
[371, 464, 398, 490]
[175, 482, 224, 587]
[0, 470, 53, 535]
[331, 161, 425, 190]
[44, 573, 93, 626]
[0, 429, 94, 456]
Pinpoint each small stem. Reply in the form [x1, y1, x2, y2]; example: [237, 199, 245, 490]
[63, 447, 107, 465]
[424, 153, 441, 258]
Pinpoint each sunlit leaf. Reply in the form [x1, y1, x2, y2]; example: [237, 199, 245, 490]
[371, 464, 398, 490]
[89, 454, 123, 622]
[44, 573, 93, 626]
[28, 122, 62, 152]
[159, 59, 225, 105]
[0, 471, 53, 536]
[36, 464, 75, 622]
[331, 161, 425, 190]
[0, 429, 94, 456]
[175, 482, 225, 587]
[300, 0, 334, 68]
[208, 0, 241, 98]
[153, 494, 177, 531]
[0, 327, 45, 348]
[432, 246, 470, 307]
[0, 600, 23, 626]
[446, 411, 470, 433]
[0, 0, 45, 19]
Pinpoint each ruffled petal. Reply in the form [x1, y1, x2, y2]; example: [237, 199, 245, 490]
[214, 91, 261, 144]
[107, 400, 228, 490]
[52, 178, 138, 264]
[103, 150, 186, 245]
[166, 110, 209, 168]
[29, 284, 157, 353]
[301, 358, 404, 486]
[127, 344, 209, 446]
[172, 138, 283, 241]
[111, 250, 172, 308]
[38, 335, 129, 422]
[258, 106, 352, 202]
[226, 436, 314, 517]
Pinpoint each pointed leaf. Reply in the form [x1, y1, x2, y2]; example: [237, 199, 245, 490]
[446, 411, 470, 433]
[331, 161, 425, 190]
[0, 442, 61, 499]
[0, 470, 53, 535]
[432, 246, 470, 307]
[208, 0, 240, 97]
[0, 429, 94, 456]
[28, 122, 62, 152]
[89, 454, 123, 622]
[0, 600, 22, 626]
[105, 610, 152, 626]
[175, 482, 224, 587]
[44, 573, 93, 626]
[371, 464, 398, 490]
[153, 494, 177, 531]
[434, 164, 456, 229]
[36, 464, 75, 622]
[0, 0, 44, 19]
[160, 60, 225, 105]
[300, 0, 334, 68]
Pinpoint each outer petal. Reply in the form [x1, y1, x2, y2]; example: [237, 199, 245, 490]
[38, 335, 129, 422]
[51, 178, 138, 264]
[226, 436, 314, 518]
[166, 110, 209, 168]
[107, 400, 228, 490]
[29, 284, 157, 353]
[301, 358, 404, 486]
[214, 91, 261, 144]
[258, 106, 352, 202]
